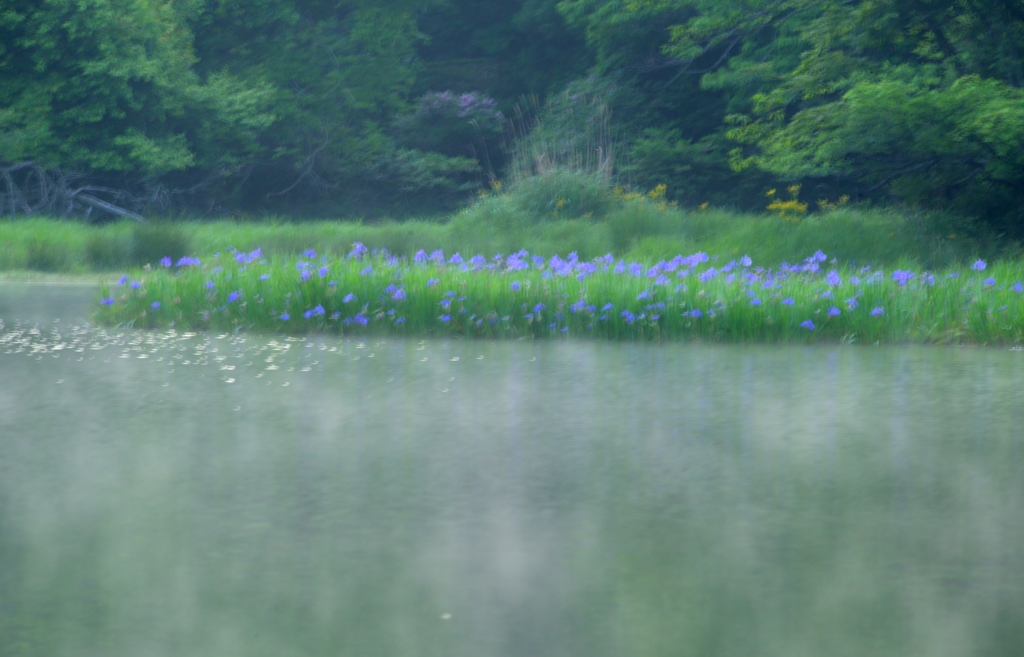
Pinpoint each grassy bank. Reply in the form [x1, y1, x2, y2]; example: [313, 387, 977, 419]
[0, 202, 1012, 277]
[93, 247, 1024, 345]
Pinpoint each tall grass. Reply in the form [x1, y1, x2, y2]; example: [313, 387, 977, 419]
[0, 202, 1013, 276]
[94, 248, 1024, 345]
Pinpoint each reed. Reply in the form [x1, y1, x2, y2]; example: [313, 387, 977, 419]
[94, 247, 1024, 345]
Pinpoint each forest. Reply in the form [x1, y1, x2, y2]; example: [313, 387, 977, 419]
[2, 0, 1024, 235]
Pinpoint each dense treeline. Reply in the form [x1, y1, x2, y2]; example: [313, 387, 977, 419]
[1, 0, 1023, 233]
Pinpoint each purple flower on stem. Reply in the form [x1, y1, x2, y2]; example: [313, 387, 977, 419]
[392, 288, 406, 301]
[972, 259, 987, 271]
[259, 274, 270, 281]
[130, 281, 142, 290]
[983, 277, 996, 287]
[782, 297, 795, 306]
[151, 301, 161, 310]
[318, 266, 330, 278]
[511, 281, 522, 291]
[303, 305, 326, 319]
[300, 270, 311, 281]
[740, 255, 753, 267]
[360, 266, 373, 276]
[533, 303, 546, 315]
[118, 275, 128, 285]
[892, 270, 916, 286]
[426, 278, 439, 288]
[846, 297, 860, 310]
[160, 256, 172, 268]
[206, 281, 215, 290]
[302, 249, 317, 259]
[343, 293, 356, 303]
[827, 307, 841, 317]
[279, 312, 290, 321]
[870, 307, 885, 317]
[1013, 283, 1023, 293]
[439, 314, 451, 323]
[176, 256, 200, 267]
[750, 298, 762, 306]
[349, 242, 368, 259]
[827, 271, 842, 286]
[100, 297, 114, 306]
[227, 290, 242, 303]
[687, 309, 702, 319]
[800, 319, 815, 330]
[621, 310, 637, 324]
[813, 251, 827, 263]
[637, 290, 650, 300]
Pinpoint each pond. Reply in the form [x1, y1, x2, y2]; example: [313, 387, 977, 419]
[2, 285, 1024, 657]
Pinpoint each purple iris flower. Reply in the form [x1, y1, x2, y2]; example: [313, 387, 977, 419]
[687, 309, 702, 318]
[1013, 283, 1023, 293]
[972, 259, 986, 271]
[740, 255, 753, 267]
[160, 256, 172, 268]
[343, 293, 356, 303]
[511, 281, 522, 291]
[176, 256, 200, 267]
[439, 314, 451, 323]
[100, 297, 114, 306]
[621, 310, 637, 324]
[426, 278, 439, 288]
[846, 297, 860, 310]
[892, 270, 915, 286]
[699, 268, 718, 282]
[533, 303, 546, 315]
[827, 271, 842, 286]
[118, 275, 128, 285]
[318, 266, 330, 278]
[827, 306, 841, 317]
[360, 266, 372, 276]
[983, 277, 996, 287]
[349, 243, 368, 259]
[750, 298, 762, 306]
[414, 250, 427, 264]
[800, 319, 815, 330]
[392, 288, 406, 301]
[130, 281, 142, 290]
[279, 312, 290, 321]
[353, 313, 368, 326]
[782, 297, 795, 306]
[601, 303, 614, 312]
[637, 290, 650, 300]
[870, 307, 885, 317]
[227, 290, 242, 303]
[302, 249, 316, 259]
[151, 301, 161, 310]
[259, 274, 270, 281]
[449, 253, 463, 265]
[206, 281, 215, 290]
[813, 251, 827, 263]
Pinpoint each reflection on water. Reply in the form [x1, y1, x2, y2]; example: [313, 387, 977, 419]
[2, 286, 1024, 657]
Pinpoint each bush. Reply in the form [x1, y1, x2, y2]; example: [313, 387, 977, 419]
[25, 236, 70, 272]
[131, 222, 192, 266]
[85, 232, 131, 269]
[509, 169, 618, 220]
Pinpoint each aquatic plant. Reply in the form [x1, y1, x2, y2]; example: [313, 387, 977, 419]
[94, 246, 1024, 345]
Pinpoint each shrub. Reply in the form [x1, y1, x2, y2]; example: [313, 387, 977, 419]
[85, 232, 131, 270]
[509, 169, 618, 221]
[131, 222, 191, 266]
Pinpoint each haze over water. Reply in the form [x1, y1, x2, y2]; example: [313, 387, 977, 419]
[2, 286, 1023, 657]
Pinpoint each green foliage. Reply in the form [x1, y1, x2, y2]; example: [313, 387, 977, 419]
[130, 222, 192, 266]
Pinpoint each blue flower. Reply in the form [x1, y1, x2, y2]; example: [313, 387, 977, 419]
[983, 277, 996, 287]
[892, 270, 915, 286]
[740, 255, 753, 267]
[176, 256, 200, 267]
[279, 312, 290, 321]
[118, 275, 128, 285]
[392, 288, 406, 301]
[781, 297, 795, 306]
[637, 290, 650, 300]
[972, 259, 987, 271]
[318, 266, 330, 278]
[227, 290, 242, 303]
[846, 297, 860, 310]
[206, 281, 215, 289]
[300, 270, 311, 281]
[353, 313, 369, 326]
[303, 249, 317, 259]
[1013, 283, 1023, 293]
[533, 303, 546, 315]
[870, 307, 885, 317]
[621, 310, 637, 324]
[395, 317, 406, 324]
[827, 270, 842, 286]
[343, 293, 356, 303]
[130, 281, 142, 290]
[259, 274, 270, 281]
[303, 304, 326, 319]
[439, 314, 451, 323]
[100, 297, 114, 306]
[511, 281, 522, 291]
[160, 256, 172, 268]
[687, 309, 702, 318]
[750, 298, 762, 306]
[151, 301, 161, 310]
[360, 266, 373, 276]
[827, 306, 841, 317]
[813, 251, 827, 263]
[349, 242, 368, 259]
[449, 253, 463, 265]
[800, 319, 815, 330]
[426, 278, 439, 288]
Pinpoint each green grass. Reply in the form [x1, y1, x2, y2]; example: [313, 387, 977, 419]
[93, 251, 1024, 345]
[0, 203, 1010, 277]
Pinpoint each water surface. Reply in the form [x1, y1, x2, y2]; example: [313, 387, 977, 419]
[2, 286, 1023, 657]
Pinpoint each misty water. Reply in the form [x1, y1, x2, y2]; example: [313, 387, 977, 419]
[2, 285, 1023, 657]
